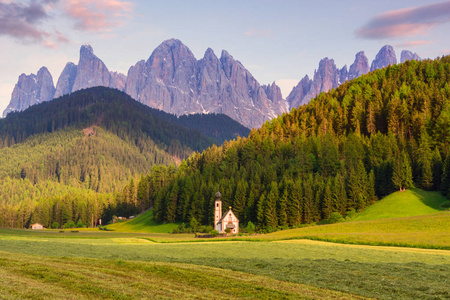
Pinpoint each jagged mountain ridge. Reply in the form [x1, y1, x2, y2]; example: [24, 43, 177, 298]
[286, 45, 421, 108]
[4, 40, 422, 126]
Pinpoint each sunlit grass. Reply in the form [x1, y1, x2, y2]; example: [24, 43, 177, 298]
[353, 188, 447, 221]
[106, 209, 180, 233]
[0, 251, 360, 300]
[262, 211, 450, 249]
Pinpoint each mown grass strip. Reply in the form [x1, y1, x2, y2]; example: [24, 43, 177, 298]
[0, 251, 364, 300]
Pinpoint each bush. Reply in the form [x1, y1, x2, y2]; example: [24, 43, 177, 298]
[200, 225, 213, 233]
[224, 228, 231, 234]
[51, 222, 60, 229]
[210, 229, 219, 237]
[328, 212, 344, 224]
[63, 220, 76, 229]
[76, 220, 84, 228]
[246, 221, 256, 233]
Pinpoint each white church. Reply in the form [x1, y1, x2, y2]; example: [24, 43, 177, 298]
[214, 191, 239, 234]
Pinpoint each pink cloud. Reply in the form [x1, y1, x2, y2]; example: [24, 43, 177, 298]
[394, 40, 434, 48]
[64, 0, 133, 32]
[356, 1, 450, 39]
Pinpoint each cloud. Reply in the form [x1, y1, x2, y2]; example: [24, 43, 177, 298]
[0, 0, 69, 48]
[64, 0, 133, 32]
[245, 29, 273, 38]
[394, 40, 434, 48]
[356, 1, 450, 39]
[0, 1, 51, 42]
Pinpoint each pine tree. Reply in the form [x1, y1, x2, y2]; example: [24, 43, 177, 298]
[286, 178, 302, 226]
[392, 151, 414, 191]
[256, 193, 266, 227]
[265, 182, 278, 229]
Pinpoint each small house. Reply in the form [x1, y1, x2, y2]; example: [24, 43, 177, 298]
[31, 223, 44, 230]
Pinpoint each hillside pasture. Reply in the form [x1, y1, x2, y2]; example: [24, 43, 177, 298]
[106, 209, 180, 233]
[263, 211, 450, 249]
[353, 189, 448, 221]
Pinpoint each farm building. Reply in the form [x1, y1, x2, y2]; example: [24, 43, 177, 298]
[31, 223, 44, 230]
[214, 191, 239, 234]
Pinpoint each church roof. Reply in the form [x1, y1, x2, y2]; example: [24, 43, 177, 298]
[215, 191, 222, 198]
[217, 209, 238, 224]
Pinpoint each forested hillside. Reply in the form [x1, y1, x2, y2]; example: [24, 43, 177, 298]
[0, 87, 249, 228]
[117, 56, 450, 229]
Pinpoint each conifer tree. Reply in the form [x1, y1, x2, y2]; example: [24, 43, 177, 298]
[392, 151, 414, 191]
[265, 182, 278, 229]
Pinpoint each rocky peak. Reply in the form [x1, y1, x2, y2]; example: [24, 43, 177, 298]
[400, 50, 421, 63]
[71, 45, 112, 92]
[286, 75, 312, 109]
[348, 51, 369, 80]
[80, 44, 94, 58]
[54, 62, 77, 98]
[36, 67, 55, 104]
[370, 45, 397, 71]
[339, 65, 348, 84]
[3, 67, 55, 117]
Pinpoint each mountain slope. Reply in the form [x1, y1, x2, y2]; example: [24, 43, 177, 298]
[123, 56, 450, 227]
[0, 87, 248, 228]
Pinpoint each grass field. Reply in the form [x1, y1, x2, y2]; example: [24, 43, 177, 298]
[106, 209, 180, 233]
[262, 211, 450, 249]
[0, 251, 361, 299]
[353, 189, 448, 221]
[0, 231, 449, 299]
[1, 189, 449, 299]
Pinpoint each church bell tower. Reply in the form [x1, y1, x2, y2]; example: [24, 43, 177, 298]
[214, 191, 222, 228]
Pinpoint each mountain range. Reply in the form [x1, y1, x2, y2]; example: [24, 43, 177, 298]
[3, 40, 420, 128]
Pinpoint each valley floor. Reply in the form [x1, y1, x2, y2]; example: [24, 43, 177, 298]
[0, 228, 449, 299]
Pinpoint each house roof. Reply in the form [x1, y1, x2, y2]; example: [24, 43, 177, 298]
[217, 209, 238, 225]
[31, 223, 43, 226]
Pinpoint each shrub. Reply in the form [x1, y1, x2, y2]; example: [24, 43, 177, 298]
[63, 220, 76, 229]
[51, 222, 60, 229]
[210, 230, 219, 237]
[328, 212, 344, 224]
[76, 220, 84, 228]
[225, 228, 231, 234]
[246, 221, 256, 233]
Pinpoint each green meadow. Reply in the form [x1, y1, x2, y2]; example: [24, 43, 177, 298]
[1, 188, 449, 299]
[353, 189, 448, 221]
[106, 209, 180, 233]
[1, 226, 449, 299]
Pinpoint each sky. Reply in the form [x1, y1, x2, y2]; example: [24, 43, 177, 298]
[0, 0, 449, 114]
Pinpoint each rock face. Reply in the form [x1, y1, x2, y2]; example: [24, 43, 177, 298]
[124, 39, 287, 128]
[4, 41, 286, 127]
[287, 58, 342, 109]
[71, 45, 112, 92]
[54, 62, 77, 98]
[400, 50, 421, 63]
[3, 67, 55, 117]
[288, 45, 405, 110]
[370, 45, 397, 71]
[286, 75, 312, 109]
[348, 51, 369, 80]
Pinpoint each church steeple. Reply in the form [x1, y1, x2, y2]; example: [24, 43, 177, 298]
[214, 191, 222, 227]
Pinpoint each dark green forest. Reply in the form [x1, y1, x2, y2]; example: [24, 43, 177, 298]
[114, 56, 450, 230]
[0, 87, 248, 228]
